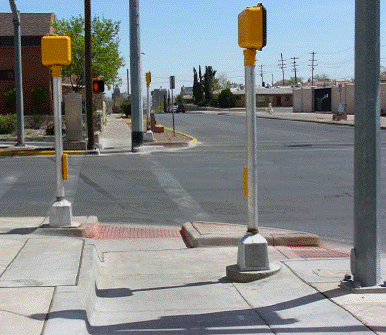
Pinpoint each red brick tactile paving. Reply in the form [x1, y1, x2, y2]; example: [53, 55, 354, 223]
[83, 223, 182, 240]
[289, 246, 349, 259]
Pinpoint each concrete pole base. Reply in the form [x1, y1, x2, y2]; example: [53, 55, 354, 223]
[144, 130, 154, 142]
[237, 232, 270, 271]
[226, 263, 281, 283]
[49, 199, 73, 227]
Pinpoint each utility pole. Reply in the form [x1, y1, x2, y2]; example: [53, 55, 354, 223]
[85, 0, 94, 150]
[348, 0, 383, 289]
[278, 53, 286, 85]
[9, 0, 24, 146]
[291, 57, 299, 85]
[271, 74, 273, 86]
[308, 52, 318, 86]
[130, 0, 143, 151]
[260, 65, 264, 86]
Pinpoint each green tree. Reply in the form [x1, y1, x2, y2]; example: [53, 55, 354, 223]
[214, 73, 231, 91]
[287, 77, 303, 85]
[218, 88, 236, 108]
[203, 66, 216, 103]
[54, 15, 125, 92]
[197, 66, 204, 104]
[313, 74, 330, 81]
[193, 67, 199, 104]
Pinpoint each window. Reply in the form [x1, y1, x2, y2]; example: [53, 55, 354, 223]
[0, 70, 14, 81]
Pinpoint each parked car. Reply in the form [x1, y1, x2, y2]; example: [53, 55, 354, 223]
[176, 104, 185, 113]
[166, 105, 178, 113]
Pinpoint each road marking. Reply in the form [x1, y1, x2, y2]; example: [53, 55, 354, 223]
[0, 173, 23, 198]
[146, 157, 211, 224]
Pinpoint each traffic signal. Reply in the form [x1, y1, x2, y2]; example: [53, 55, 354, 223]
[93, 79, 105, 93]
[238, 3, 267, 51]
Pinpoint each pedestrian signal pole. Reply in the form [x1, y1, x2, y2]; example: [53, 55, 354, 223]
[170, 76, 175, 136]
[41, 35, 73, 227]
[227, 4, 280, 282]
[146, 72, 151, 128]
[144, 71, 154, 141]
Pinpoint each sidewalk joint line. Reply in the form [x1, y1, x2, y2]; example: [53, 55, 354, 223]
[0, 238, 29, 280]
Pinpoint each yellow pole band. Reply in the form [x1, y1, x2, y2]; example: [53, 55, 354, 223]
[51, 66, 62, 77]
[244, 49, 256, 66]
[243, 166, 248, 198]
[62, 153, 68, 180]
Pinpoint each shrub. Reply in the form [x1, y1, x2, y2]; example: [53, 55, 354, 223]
[120, 99, 131, 117]
[31, 86, 48, 107]
[3, 87, 16, 110]
[218, 88, 236, 108]
[0, 114, 17, 134]
[45, 120, 66, 135]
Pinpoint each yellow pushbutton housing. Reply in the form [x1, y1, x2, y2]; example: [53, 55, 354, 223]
[41, 35, 72, 67]
[146, 71, 151, 87]
[238, 3, 267, 50]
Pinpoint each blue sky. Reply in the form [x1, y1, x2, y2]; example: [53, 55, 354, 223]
[2, 0, 385, 96]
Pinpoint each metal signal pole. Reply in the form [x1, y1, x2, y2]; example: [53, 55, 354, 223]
[9, 0, 24, 146]
[350, 0, 383, 289]
[85, 0, 94, 150]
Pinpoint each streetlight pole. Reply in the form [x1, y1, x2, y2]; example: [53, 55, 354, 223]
[9, 0, 24, 146]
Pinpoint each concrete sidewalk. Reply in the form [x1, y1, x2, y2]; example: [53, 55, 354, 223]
[0, 217, 384, 334]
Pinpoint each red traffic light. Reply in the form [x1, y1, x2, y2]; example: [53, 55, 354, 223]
[93, 79, 104, 93]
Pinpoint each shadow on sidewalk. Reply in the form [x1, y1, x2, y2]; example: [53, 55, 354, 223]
[30, 285, 376, 334]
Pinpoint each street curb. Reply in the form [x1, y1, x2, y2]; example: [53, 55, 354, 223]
[35, 216, 99, 237]
[255, 113, 386, 129]
[0, 149, 86, 157]
[180, 221, 321, 248]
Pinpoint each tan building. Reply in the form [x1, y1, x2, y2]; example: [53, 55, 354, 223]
[0, 13, 55, 114]
[293, 83, 386, 114]
[234, 87, 293, 108]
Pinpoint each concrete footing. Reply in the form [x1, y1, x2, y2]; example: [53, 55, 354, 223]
[144, 130, 154, 142]
[237, 232, 270, 271]
[226, 263, 281, 282]
[49, 199, 73, 227]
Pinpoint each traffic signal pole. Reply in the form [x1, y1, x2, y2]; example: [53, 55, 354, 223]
[349, 0, 383, 289]
[85, 0, 94, 151]
[9, 0, 24, 146]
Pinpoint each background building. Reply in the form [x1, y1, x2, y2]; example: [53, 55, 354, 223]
[293, 83, 386, 114]
[0, 12, 55, 114]
[151, 87, 167, 109]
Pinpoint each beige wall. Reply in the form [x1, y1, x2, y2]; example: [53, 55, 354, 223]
[293, 88, 313, 112]
[293, 83, 386, 114]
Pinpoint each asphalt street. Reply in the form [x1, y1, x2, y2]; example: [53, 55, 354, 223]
[1, 113, 386, 250]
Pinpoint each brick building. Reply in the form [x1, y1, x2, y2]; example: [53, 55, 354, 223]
[0, 13, 55, 114]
